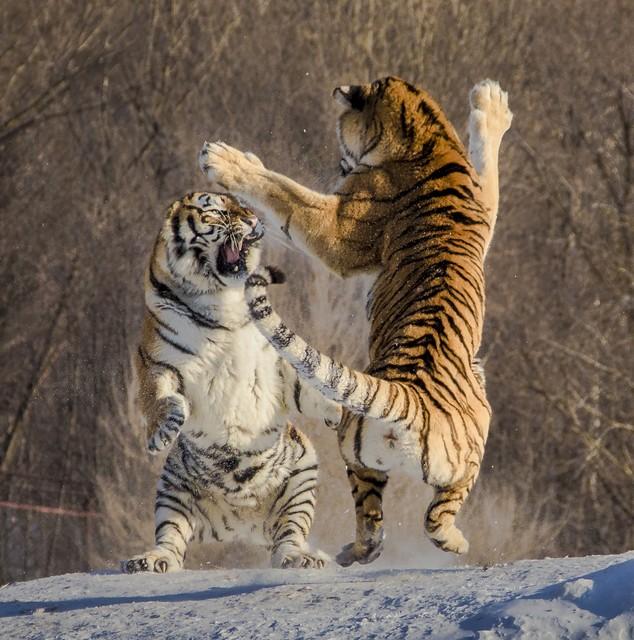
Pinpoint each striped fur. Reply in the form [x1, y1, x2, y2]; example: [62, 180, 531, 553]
[200, 79, 512, 565]
[123, 192, 341, 573]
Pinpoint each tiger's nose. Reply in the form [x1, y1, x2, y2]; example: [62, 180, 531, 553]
[241, 214, 261, 238]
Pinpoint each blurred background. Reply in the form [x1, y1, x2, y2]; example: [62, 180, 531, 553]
[1, 0, 632, 584]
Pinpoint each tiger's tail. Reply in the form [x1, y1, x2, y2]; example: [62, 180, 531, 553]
[245, 267, 413, 425]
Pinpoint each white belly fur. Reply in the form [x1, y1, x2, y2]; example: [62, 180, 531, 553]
[169, 323, 288, 451]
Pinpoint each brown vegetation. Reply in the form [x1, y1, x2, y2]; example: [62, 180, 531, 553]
[0, 0, 631, 582]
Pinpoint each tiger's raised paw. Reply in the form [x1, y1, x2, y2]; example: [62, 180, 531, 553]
[469, 80, 513, 145]
[272, 549, 329, 569]
[122, 548, 182, 574]
[199, 141, 264, 193]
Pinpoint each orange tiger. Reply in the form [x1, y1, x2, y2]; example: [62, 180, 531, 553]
[199, 78, 512, 565]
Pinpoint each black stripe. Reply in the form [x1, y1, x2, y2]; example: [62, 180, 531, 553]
[155, 326, 196, 356]
[355, 487, 384, 508]
[326, 360, 345, 389]
[274, 493, 316, 521]
[267, 464, 318, 518]
[159, 470, 196, 495]
[158, 539, 185, 559]
[293, 379, 302, 413]
[283, 508, 314, 524]
[149, 266, 228, 330]
[445, 207, 489, 228]
[417, 98, 439, 123]
[281, 215, 293, 241]
[139, 347, 185, 395]
[233, 464, 263, 483]
[361, 474, 388, 489]
[156, 490, 194, 516]
[442, 295, 476, 347]
[272, 515, 310, 540]
[424, 162, 471, 183]
[147, 306, 177, 333]
[412, 137, 438, 162]
[272, 323, 295, 348]
[381, 382, 400, 418]
[342, 372, 359, 400]
[301, 346, 320, 377]
[361, 119, 384, 158]
[171, 213, 187, 258]
[353, 417, 365, 460]
[249, 299, 272, 320]
[274, 527, 301, 542]
[221, 515, 235, 532]
[155, 502, 194, 532]
[245, 273, 270, 288]
[155, 520, 187, 543]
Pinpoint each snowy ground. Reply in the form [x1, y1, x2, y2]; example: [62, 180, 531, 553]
[1, 551, 632, 639]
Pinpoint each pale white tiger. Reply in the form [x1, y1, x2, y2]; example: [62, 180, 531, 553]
[122, 192, 341, 573]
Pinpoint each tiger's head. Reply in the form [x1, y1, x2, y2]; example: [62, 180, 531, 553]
[161, 192, 264, 293]
[334, 76, 452, 174]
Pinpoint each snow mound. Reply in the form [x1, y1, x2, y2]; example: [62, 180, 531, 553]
[461, 556, 634, 639]
[0, 552, 632, 639]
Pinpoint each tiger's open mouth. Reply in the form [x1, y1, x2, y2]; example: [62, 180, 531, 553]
[216, 231, 262, 277]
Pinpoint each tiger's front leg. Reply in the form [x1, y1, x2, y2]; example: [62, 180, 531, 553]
[198, 141, 336, 257]
[198, 142, 373, 276]
[137, 354, 191, 455]
[467, 80, 512, 232]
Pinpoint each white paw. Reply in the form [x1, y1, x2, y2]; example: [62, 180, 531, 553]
[122, 548, 182, 574]
[429, 525, 470, 555]
[198, 141, 263, 192]
[445, 530, 469, 555]
[147, 396, 187, 454]
[272, 547, 329, 569]
[469, 79, 513, 141]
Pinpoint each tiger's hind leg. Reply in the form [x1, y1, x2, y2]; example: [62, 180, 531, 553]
[424, 463, 479, 555]
[468, 80, 513, 222]
[336, 466, 388, 567]
[122, 473, 197, 574]
[267, 433, 326, 569]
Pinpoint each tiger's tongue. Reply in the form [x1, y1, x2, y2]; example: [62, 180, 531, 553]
[223, 240, 242, 264]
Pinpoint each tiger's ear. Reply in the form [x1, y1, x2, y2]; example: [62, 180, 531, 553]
[166, 200, 182, 219]
[333, 85, 366, 111]
[265, 266, 286, 285]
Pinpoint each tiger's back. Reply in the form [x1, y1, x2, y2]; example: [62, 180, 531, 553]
[363, 130, 492, 481]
